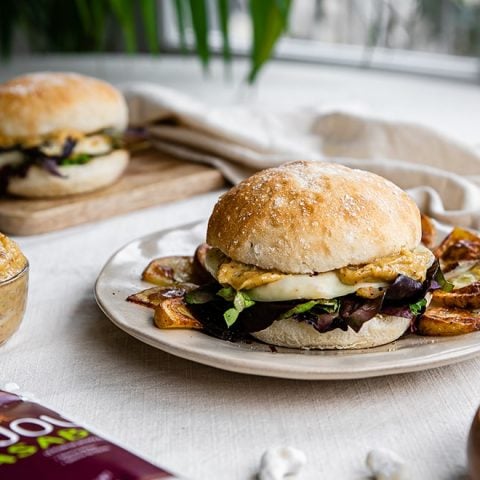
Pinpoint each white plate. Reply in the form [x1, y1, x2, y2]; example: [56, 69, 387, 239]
[95, 221, 480, 380]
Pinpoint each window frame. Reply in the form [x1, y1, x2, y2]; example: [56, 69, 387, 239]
[159, 1, 480, 84]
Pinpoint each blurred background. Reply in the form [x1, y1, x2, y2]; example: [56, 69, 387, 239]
[2, 0, 479, 147]
[3, 0, 480, 83]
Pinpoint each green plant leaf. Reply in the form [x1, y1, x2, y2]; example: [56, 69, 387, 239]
[60, 153, 92, 166]
[75, 0, 91, 33]
[139, 0, 159, 54]
[173, 0, 188, 53]
[409, 298, 427, 316]
[217, 286, 235, 302]
[233, 291, 255, 311]
[219, 289, 255, 328]
[20, 1, 65, 52]
[74, 0, 107, 51]
[189, 0, 210, 69]
[89, 0, 108, 50]
[216, 0, 232, 63]
[224, 308, 239, 327]
[275, 0, 291, 23]
[248, 0, 292, 83]
[435, 268, 454, 292]
[280, 299, 339, 319]
[109, 0, 137, 53]
[0, 0, 17, 58]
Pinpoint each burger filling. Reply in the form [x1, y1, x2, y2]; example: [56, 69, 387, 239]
[0, 130, 122, 192]
[185, 245, 453, 341]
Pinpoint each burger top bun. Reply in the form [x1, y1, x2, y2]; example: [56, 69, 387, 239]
[207, 161, 421, 274]
[0, 72, 128, 142]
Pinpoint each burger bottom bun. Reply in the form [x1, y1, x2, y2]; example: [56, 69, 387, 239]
[250, 315, 411, 350]
[7, 149, 129, 198]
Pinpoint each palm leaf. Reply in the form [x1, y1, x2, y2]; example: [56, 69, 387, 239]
[173, 0, 188, 53]
[216, 0, 232, 63]
[0, 0, 17, 58]
[189, 0, 210, 69]
[75, 0, 107, 51]
[75, 0, 91, 31]
[248, 0, 292, 83]
[139, 0, 159, 54]
[109, 0, 137, 53]
[89, 0, 108, 50]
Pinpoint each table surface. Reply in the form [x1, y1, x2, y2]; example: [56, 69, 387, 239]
[2, 55, 480, 479]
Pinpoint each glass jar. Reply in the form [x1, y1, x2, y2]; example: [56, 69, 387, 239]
[0, 263, 28, 345]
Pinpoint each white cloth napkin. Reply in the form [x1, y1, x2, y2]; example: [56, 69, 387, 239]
[122, 82, 480, 229]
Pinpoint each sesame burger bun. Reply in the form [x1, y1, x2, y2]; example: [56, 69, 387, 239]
[7, 149, 129, 198]
[207, 161, 422, 350]
[207, 161, 421, 274]
[0, 72, 128, 141]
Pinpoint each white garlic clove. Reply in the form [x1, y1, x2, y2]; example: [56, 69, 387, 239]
[259, 446, 307, 480]
[366, 448, 409, 480]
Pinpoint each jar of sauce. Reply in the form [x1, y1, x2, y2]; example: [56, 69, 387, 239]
[0, 233, 28, 344]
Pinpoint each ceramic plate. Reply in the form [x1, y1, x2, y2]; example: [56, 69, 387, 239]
[95, 221, 480, 380]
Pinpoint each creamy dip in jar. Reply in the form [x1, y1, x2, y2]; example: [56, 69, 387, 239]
[0, 233, 28, 344]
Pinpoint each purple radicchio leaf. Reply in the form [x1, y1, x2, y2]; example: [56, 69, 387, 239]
[296, 311, 338, 333]
[384, 275, 423, 302]
[0, 160, 35, 193]
[339, 295, 383, 332]
[381, 304, 415, 320]
[61, 137, 76, 158]
[241, 302, 295, 333]
[39, 157, 65, 178]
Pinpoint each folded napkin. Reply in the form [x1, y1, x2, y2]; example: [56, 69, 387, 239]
[122, 82, 480, 229]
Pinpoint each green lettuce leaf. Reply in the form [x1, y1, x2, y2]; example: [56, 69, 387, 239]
[217, 286, 235, 302]
[185, 287, 215, 304]
[280, 298, 339, 319]
[434, 268, 454, 292]
[409, 298, 427, 316]
[224, 308, 240, 327]
[233, 291, 255, 311]
[219, 289, 255, 328]
[59, 153, 92, 166]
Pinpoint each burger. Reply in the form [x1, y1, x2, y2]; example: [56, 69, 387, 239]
[185, 161, 442, 349]
[0, 72, 129, 197]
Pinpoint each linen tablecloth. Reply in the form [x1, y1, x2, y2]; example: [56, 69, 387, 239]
[2, 191, 477, 480]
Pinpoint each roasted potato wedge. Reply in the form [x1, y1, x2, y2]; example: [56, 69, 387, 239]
[421, 214, 436, 249]
[154, 298, 202, 330]
[434, 227, 480, 260]
[418, 306, 480, 336]
[127, 285, 196, 309]
[142, 256, 195, 286]
[432, 282, 480, 309]
[442, 241, 480, 267]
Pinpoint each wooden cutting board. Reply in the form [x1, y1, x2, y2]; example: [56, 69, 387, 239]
[0, 149, 226, 236]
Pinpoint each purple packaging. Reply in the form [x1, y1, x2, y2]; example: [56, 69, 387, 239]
[0, 390, 180, 479]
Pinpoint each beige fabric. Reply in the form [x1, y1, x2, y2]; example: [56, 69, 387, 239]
[123, 83, 480, 229]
